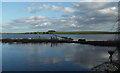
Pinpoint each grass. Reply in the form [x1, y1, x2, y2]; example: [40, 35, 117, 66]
[50, 31, 116, 34]
[0, 31, 119, 34]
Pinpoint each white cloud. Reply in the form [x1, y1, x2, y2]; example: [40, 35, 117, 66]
[60, 20, 67, 22]
[1, 24, 9, 27]
[27, 7, 44, 13]
[69, 24, 80, 28]
[52, 5, 62, 11]
[98, 6, 117, 15]
[29, 16, 46, 19]
[74, 4, 81, 7]
[35, 23, 51, 27]
[90, 17, 95, 20]
[27, 4, 75, 13]
[64, 7, 75, 13]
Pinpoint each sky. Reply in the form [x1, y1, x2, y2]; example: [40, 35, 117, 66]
[1, 1, 119, 33]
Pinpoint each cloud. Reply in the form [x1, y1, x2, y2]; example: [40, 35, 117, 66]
[62, 14, 70, 17]
[72, 2, 118, 31]
[35, 23, 51, 27]
[3, 15, 80, 32]
[98, 6, 117, 15]
[3, 2, 118, 32]
[69, 24, 80, 28]
[27, 7, 43, 13]
[29, 16, 46, 19]
[27, 4, 75, 13]
[64, 7, 75, 13]
[51, 5, 62, 11]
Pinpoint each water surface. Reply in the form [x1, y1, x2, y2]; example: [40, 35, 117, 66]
[2, 34, 116, 41]
[2, 34, 117, 71]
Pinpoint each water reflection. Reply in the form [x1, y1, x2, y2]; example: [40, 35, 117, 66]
[2, 43, 117, 71]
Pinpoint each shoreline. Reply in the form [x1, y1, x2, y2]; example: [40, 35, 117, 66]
[0, 38, 120, 47]
[0, 33, 119, 34]
[0, 31, 120, 34]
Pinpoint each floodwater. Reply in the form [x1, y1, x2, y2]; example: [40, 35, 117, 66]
[1, 34, 118, 71]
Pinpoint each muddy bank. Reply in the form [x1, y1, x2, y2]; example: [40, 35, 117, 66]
[0, 38, 120, 47]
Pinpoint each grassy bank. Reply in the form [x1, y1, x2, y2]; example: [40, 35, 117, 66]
[0, 31, 120, 34]
[48, 31, 119, 34]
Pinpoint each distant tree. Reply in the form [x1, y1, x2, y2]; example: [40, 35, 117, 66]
[43, 32, 46, 34]
[46, 32, 49, 34]
[48, 30, 56, 32]
[33, 32, 37, 34]
[78, 39, 86, 42]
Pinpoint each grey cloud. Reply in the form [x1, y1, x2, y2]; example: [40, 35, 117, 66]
[62, 14, 70, 17]
[71, 2, 118, 31]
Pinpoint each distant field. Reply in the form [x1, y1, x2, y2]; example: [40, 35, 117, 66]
[0, 31, 119, 34]
[50, 31, 118, 34]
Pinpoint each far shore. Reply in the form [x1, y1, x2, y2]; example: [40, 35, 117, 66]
[0, 31, 120, 34]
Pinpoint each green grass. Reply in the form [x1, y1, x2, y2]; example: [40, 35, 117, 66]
[51, 31, 111, 34]
[1, 31, 119, 34]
